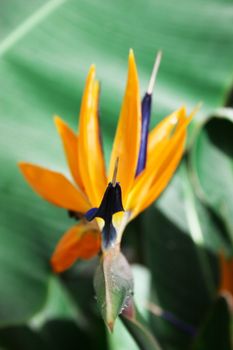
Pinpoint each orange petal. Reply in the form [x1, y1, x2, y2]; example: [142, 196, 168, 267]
[145, 106, 191, 177]
[78, 66, 107, 207]
[125, 107, 186, 201]
[19, 163, 90, 213]
[109, 49, 141, 203]
[146, 105, 197, 184]
[126, 113, 188, 218]
[51, 222, 101, 273]
[138, 131, 186, 215]
[147, 106, 186, 154]
[54, 116, 84, 190]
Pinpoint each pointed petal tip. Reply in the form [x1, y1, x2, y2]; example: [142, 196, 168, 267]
[88, 64, 96, 78]
[54, 115, 65, 131]
[157, 49, 163, 59]
[180, 105, 187, 115]
[54, 114, 62, 122]
[188, 102, 202, 120]
[18, 161, 28, 171]
[128, 48, 136, 64]
[129, 48, 134, 56]
[147, 50, 162, 95]
[127, 49, 138, 80]
[18, 161, 35, 178]
[50, 252, 70, 274]
[50, 259, 62, 274]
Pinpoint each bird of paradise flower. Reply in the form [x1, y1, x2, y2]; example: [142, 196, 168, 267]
[19, 50, 196, 274]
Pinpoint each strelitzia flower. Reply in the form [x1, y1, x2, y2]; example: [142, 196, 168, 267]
[19, 50, 195, 274]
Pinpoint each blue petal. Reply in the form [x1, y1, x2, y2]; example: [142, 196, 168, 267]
[85, 207, 98, 221]
[135, 93, 152, 176]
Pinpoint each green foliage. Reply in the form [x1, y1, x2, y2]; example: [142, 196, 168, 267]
[190, 113, 233, 247]
[0, 0, 233, 349]
[194, 296, 232, 350]
[143, 167, 219, 350]
[121, 305, 162, 350]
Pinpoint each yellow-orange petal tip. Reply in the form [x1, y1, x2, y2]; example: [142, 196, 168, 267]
[89, 64, 96, 74]
[18, 162, 26, 171]
[129, 48, 134, 58]
[54, 115, 64, 131]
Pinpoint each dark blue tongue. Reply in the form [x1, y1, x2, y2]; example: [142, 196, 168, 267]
[85, 182, 124, 249]
[135, 92, 152, 176]
[135, 51, 162, 177]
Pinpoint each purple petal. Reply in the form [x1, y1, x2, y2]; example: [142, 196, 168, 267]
[135, 93, 152, 176]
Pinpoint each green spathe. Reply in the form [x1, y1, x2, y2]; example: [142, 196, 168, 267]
[94, 247, 133, 331]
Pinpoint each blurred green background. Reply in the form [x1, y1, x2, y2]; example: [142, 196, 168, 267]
[0, 0, 233, 349]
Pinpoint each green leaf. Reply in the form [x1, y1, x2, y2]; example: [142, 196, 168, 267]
[108, 265, 151, 350]
[190, 112, 233, 246]
[193, 296, 232, 350]
[0, 321, 99, 350]
[142, 166, 220, 349]
[182, 163, 231, 257]
[0, 0, 46, 41]
[60, 259, 100, 320]
[29, 276, 78, 329]
[94, 249, 133, 331]
[0, 177, 73, 327]
[108, 318, 139, 350]
[0, 273, 106, 350]
[39, 319, 95, 350]
[0, 326, 46, 350]
[121, 304, 163, 350]
[59, 260, 109, 350]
